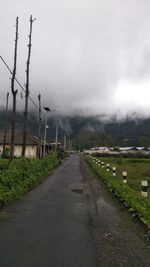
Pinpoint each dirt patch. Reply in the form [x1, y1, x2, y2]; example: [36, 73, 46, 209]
[80, 159, 150, 267]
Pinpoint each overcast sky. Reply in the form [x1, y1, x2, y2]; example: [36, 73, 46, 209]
[1, 0, 150, 117]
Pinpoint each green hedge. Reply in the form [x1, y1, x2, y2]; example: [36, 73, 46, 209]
[85, 156, 150, 228]
[0, 153, 59, 206]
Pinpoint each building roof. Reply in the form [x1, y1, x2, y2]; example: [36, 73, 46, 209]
[0, 130, 43, 146]
[119, 147, 134, 151]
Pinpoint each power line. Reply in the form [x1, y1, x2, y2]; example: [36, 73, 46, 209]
[0, 55, 46, 117]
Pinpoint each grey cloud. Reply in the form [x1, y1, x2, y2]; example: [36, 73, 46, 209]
[1, 0, 150, 116]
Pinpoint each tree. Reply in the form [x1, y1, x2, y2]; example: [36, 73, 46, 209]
[2, 92, 9, 157]
[22, 15, 36, 156]
[138, 136, 150, 148]
[10, 17, 19, 160]
[37, 93, 42, 158]
[122, 137, 131, 146]
[104, 134, 115, 147]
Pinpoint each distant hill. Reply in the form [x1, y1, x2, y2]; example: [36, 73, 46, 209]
[1, 109, 150, 149]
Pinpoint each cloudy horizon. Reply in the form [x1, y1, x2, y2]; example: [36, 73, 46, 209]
[1, 0, 150, 117]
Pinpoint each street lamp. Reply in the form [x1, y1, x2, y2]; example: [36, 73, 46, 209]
[43, 107, 60, 156]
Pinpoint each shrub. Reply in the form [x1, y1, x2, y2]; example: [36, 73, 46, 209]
[0, 160, 9, 171]
[0, 153, 59, 206]
[85, 156, 150, 228]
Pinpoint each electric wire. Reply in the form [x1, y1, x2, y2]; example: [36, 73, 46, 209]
[0, 55, 46, 117]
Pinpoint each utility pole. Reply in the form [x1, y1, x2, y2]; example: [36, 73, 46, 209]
[55, 119, 59, 149]
[43, 107, 60, 155]
[2, 92, 9, 157]
[43, 116, 48, 156]
[22, 15, 36, 156]
[68, 138, 71, 151]
[10, 17, 19, 160]
[38, 93, 41, 158]
[64, 134, 66, 151]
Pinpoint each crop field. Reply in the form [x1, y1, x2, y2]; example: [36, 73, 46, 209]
[95, 157, 150, 194]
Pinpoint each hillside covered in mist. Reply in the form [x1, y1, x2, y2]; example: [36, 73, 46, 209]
[1, 109, 150, 150]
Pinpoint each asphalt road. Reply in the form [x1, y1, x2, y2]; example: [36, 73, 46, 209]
[0, 154, 150, 267]
[0, 155, 97, 267]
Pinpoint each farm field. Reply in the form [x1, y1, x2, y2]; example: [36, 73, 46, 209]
[95, 157, 150, 194]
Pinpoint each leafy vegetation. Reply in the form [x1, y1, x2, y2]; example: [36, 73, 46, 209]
[93, 156, 150, 192]
[0, 153, 59, 206]
[0, 159, 9, 172]
[73, 130, 103, 151]
[85, 156, 150, 228]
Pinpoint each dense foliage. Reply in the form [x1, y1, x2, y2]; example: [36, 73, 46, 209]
[0, 153, 59, 206]
[85, 156, 150, 228]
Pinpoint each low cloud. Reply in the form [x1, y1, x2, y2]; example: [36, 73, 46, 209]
[1, 0, 150, 117]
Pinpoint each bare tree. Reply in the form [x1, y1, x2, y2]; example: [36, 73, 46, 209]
[10, 17, 19, 160]
[2, 92, 9, 157]
[37, 93, 42, 158]
[22, 15, 36, 156]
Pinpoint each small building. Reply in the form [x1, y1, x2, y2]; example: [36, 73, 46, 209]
[0, 130, 48, 158]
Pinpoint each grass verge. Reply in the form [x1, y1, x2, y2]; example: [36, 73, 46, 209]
[84, 156, 150, 228]
[0, 153, 59, 207]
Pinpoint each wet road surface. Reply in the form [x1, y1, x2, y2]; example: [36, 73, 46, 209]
[0, 154, 150, 267]
[81, 158, 150, 267]
[0, 155, 97, 267]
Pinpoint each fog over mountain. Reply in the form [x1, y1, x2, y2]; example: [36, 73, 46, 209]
[1, 1, 150, 117]
[1, 108, 150, 149]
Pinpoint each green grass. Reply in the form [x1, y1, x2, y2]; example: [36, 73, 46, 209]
[85, 156, 150, 228]
[94, 157, 150, 192]
[0, 153, 59, 206]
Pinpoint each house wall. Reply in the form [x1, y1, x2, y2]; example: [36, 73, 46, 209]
[14, 145, 37, 158]
[0, 145, 37, 158]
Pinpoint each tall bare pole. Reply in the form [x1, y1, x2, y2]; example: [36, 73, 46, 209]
[22, 15, 36, 156]
[43, 116, 48, 157]
[38, 93, 42, 158]
[10, 17, 19, 160]
[2, 92, 9, 157]
[55, 119, 59, 149]
[64, 134, 66, 151]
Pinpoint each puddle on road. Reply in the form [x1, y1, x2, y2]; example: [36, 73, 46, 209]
[71, 188, 83, 194]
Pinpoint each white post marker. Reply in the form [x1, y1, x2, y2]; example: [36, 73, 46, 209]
[112, 167, 116, 176]
[141, 180, 148, 197]
[106, 164, 110, 172]
[101, 162, 104, 168]
[122, 171, 127, 183]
